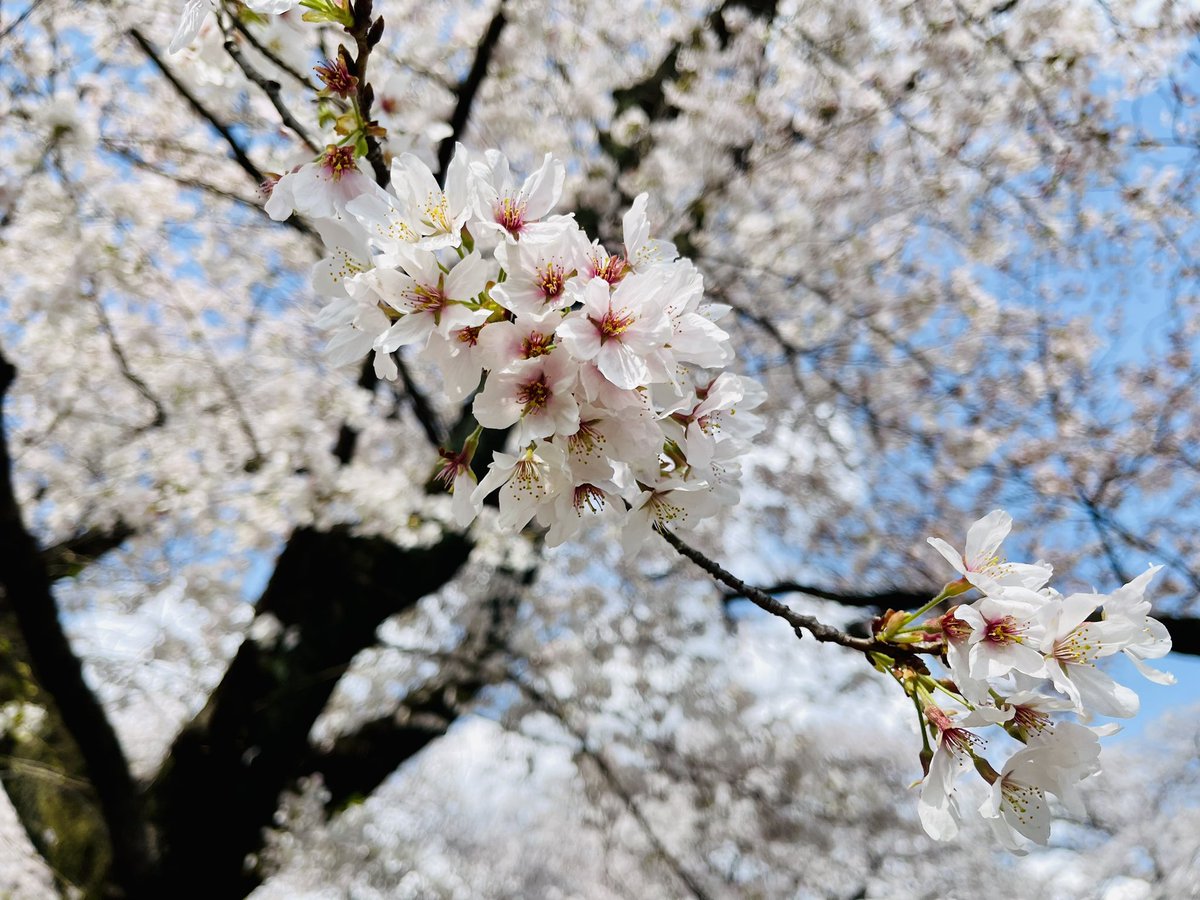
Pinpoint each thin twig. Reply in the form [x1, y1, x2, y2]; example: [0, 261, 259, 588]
[436, 0, 508, 182]
[222, 28, 320, 153]
[230, 15, 318, 91]
[659, 528, 879, 651]
[128, 27, 265, 186]
[346, 0, 389, 186]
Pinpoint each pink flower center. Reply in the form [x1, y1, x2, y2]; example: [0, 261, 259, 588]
[984, 615, 1024, 645]
[322, 145, 357, 180]
[407, 283, 448, 315]
[593, 307, 636, 342]
[926, 706, 984, 757]
[520, 331, 554, 358]
[516, 373, 551, 414]
[457, 325, 483, 347]
[434, 448, 470, 489]
[496, 197, 527, 235]
[941, 610, 971, 642]
[591, 253, 629, 285]
[313, 57, 358, 98]
[536, 263, 567, 300]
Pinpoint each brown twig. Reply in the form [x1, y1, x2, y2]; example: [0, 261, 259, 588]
[128, 28, 265, 186]
[222, 30, 320, 153]
[659, 528, 880, 652]
[346, 0, 389, 186]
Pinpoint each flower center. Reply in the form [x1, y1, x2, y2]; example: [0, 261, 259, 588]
[573, 484, 606, 514]
[457, 325, 483, 347]
[594, 307, 636, 342]
[322, 145, 357, 180]
[1053, 625, 1099, 666]
[407, 282, 447, 314]
[1000, 778, 1045, 825]
[496, 197, 527, 234]
[520, 331, 555, 359]
[568, 420, 605, 457]
[516, 374, 551, 414]
[926, 705, 984, 758]
[941, 610, 971, 642]
[536, 263, 567, 300]
[1011, 705, 1051, 734]
[422, 192, 451, 233]
[591, 253, 629, 285]
[984, 615, 1024, 645]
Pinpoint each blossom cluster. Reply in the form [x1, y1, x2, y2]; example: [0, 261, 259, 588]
[264, 143, 764, 549]
[902, 510, 1173, 851]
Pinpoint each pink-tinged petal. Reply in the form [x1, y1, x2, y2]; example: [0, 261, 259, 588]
[927, 537, 967, 575]
[445, 251, 491, 301]
[375, 314, 430, 353]
[622, 193, 651, 258]
[557, 314, 602, 362]
[325, 327, 375, 366]
[450, 470, 478, 527]
[964, 509, 1012, 570]
[444, 144, 473, 213]
[918, 748, 963, 841]
[521, 154, 564, 220]
[1067, 664, 1140, 718]
[1055, 592, 1103, 640]
[1125, 652, 1176, 685]
[472, 382, 520, 431]
[169, 0, 213, 53]
[597, 341, 651, 390]
[372, 349, 397, 381]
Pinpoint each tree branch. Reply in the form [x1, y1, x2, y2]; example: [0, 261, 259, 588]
[128, 27, 265, 187]
[435, 0, 508, 182]
[659, 529, 881, 652]
[346, 0, 388, 186]
[516, 677, 713, 900]
[41, 521, 134, 581]
[147, 525, 473, 897]
[0, 349, 152, 896]
[222, 29, 320, 153]
[303, 570, 527, 810]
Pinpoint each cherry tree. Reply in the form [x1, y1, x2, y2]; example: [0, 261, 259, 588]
[1, 0, 1198, 896]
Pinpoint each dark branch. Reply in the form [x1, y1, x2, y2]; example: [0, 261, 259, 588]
[148, 525, 473, 897]
[659, 529, 880, 652]
[395, 355, 445, 446]
[436, 0, 508, 182]
[346, 0, 389, 186]
[41, 522, 134, 581]
[729, 578, 1200, 659]
[722, 581, 930, 611]
[304, 571, 527, 810]
[129, 28, 265, 187]
[223, 31, 320, 153]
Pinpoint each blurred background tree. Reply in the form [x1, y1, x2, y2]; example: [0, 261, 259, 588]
[1, 0, 1198, 896]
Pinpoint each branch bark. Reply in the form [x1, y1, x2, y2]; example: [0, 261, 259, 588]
[659, 529, 882, 652]
[435, 0, 508, 182]
[128, 28, 265, 187]
[146, 525, 473, 897]
[0, 350, 152, 897]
